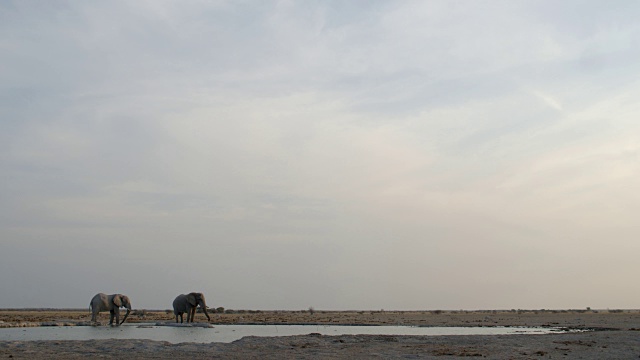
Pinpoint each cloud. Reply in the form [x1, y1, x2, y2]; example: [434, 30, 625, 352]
[532, 90, 563, 111]
[1, 0, 640, 309]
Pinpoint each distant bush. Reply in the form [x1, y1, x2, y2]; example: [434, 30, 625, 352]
[216, 307, 225, 314]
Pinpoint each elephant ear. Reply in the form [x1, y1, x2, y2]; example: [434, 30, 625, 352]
[187, 293, 197, 307]
[112, 295, 123, 307]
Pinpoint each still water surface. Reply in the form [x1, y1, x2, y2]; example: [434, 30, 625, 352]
[0, 324, 562, 344]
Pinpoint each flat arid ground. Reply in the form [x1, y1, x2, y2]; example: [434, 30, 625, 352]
[1, 309, 639, 359]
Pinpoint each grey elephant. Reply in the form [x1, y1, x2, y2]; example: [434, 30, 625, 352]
[173, 292, 211, 323]
[90, 293, 132, 325]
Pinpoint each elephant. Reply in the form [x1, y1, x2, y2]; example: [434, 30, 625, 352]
[90, 293, 132, 325]
[173, 292, 211, 323]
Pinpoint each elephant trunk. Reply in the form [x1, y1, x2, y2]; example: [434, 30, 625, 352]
[120, 307, 131, 325]
[201, 302, 211, 321]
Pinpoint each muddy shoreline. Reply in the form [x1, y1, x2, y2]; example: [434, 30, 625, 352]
[1, 309, 639, 358]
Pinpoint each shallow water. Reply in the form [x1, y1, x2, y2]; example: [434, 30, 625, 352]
[0, 324, 565, 343]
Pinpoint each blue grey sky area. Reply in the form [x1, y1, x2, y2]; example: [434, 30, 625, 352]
[1, 1, 640, 310]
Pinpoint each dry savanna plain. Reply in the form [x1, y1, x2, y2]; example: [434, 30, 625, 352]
[1, 309, 639, 359]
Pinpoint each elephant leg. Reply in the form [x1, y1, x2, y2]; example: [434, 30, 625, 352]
[91, 311, 96, 322]
[191, 308, 196, 322]
[109, 310, 115, 325]
[114, 309, 120, 326]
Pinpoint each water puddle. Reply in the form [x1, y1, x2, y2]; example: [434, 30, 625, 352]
[0, 324, 568, 343]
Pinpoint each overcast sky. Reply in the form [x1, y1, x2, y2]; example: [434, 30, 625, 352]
[1, 0, 640, 311]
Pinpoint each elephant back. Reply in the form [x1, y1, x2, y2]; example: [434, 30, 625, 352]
[91, 293, 115, 312]
[172, 294, 188, 313]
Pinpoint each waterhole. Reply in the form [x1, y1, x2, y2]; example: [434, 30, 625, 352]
[0, 324, 568, 343]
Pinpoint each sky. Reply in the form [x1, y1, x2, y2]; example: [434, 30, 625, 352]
[1, 0, 640, 311]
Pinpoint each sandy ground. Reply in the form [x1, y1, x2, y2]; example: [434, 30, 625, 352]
[1, 309, 639, 359]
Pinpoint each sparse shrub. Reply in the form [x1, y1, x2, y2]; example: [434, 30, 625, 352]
[225, 309, 235, 314]
[308, 307, 315, 315]
[431, 310, 443, 315]
[216, 307, 225, 314]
